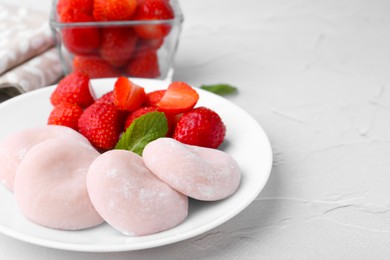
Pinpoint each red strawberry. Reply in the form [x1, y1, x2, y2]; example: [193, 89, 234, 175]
[95, 91, 114, 105]
[157, 82, 199, 114]
[135, 37, 164, 53]
[73, 55, 121, 78]
[93, 0, 137, 21]
[50, 71, 94, 108]
[124, 50, 160, 78]
[144, 89, 165, 106]
[59, 8, 101, 55]
[124, 106, 159, 129]
[57, 0, 93, 15]
[113, 77, 146, 111]
[173, 107, 226, 148]
[133, 0, 174, 39]
[124, 106, 176, 136]
[100, 27, 138, 67]
[48, 102, 84, 130]
[78, 102, 127, 150]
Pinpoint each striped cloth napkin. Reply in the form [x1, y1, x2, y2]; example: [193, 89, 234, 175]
[0, 3, 63, 102]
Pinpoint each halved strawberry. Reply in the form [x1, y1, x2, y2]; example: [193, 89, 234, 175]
[59, 8, 101, 55]
[113, 77, 146, 111]
[124, 50, 160, 78]
[133, 0, 174, 39]
[93, 0, 137, 21]
[157, 82, 199, 114]
[144, 89, 165, 106]
[173, 107, 226, 148]
[50, 71, 94, 108]
[100, 27, 138, 67]
[78, 102, 127, 150]
[48, 102, 84, 130]
[73, 55, 121, 78]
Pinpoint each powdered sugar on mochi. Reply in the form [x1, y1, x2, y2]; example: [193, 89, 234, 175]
[0, 125, 91, 192]
[143, 138, 241, 201]
[87, 150, 188, 236]
[14, 138, 104, 231]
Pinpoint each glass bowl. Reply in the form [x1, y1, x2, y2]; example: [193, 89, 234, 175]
[49, 0, 184, 80]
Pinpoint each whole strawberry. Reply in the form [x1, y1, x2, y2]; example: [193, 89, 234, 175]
[93, 0, 137, 21]
[173, 107, 226, 149]
[124, 106, 177, 136]
[124, 50, 160, 78]
[95, 91, 114, 105]
[57, 0, 94, 16]
[73, 55, 121, 78]
[124, 106, 159, 130]
[100, 27, 138, 67]
[133, 0, 174, 39]
[50, 71, 94, 108]
[48, 102, 83, 130]
[135, 37, 164, 53]
[59, 8, 101, 55]
[78, 102, 127, 150]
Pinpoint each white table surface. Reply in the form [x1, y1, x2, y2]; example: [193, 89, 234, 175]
[1, 0, 390, 259]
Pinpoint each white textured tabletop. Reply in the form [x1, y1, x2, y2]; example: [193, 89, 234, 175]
[1, 0, 390, 259]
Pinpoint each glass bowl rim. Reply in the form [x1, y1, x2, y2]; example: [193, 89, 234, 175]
[49, 0, 184, 28]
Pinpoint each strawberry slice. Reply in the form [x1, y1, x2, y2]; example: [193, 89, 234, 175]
[157, 82, 199, 114]
[113, 77, 146, 111]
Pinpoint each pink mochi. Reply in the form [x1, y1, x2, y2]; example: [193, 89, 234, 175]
[14, 138, 104, 230]
[87, 150, 188, 236]
[143, 138, 241, 201]
[0, 125, 91, 192]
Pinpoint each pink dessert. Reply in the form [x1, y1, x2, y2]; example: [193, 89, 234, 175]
[143, 138, 241, 201]
[14, 138, 104, 230]
[0, 125, 91, 192]
[87, 150, 188, 236]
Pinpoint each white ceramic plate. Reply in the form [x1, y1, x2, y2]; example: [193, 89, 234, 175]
[0, 78, 272, 252]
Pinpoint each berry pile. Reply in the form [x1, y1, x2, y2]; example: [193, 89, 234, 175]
[56, 0, 175, 78]
[48, 72, 226, 151]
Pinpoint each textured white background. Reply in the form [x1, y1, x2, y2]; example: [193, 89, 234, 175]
[1, 0, 390, 259]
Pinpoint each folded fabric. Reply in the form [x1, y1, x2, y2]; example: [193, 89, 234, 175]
[0, 3, 64, 102]
[0, 4, 55, 74]
[0, 48, 63, 93]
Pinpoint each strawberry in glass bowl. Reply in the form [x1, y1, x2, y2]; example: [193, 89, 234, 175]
[49, 0, 184, 79]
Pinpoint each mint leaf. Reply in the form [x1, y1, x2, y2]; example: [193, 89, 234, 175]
[200, 84, 238, 96]
[115, 112, 168, 156]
